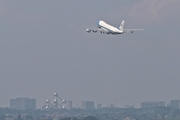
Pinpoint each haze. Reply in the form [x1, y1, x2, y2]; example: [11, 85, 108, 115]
[0, 0, 180, 108]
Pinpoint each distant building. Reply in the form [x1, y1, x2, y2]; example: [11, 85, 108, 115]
[125, 105, 135, 109]
[110, 104, 114, 107]
[81, 101, 94, 110]
[167, 103, 170, 107]
[10, 97, 36, 110]
[97, 104, 102, 109]
[141, 101, 165, 108]
[170, 99, 180, 109]
[66, 101, 72, 110]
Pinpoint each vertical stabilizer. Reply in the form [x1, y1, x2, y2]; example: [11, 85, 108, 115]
[119, 20, 125, 31]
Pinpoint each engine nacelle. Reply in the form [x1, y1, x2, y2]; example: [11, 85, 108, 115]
[86, 29, 91, 33]
[93, 30, 97, 33]
[99, 30, 105, 34]
[100, 31, 104, 34]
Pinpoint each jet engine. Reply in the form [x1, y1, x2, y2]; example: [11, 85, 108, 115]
[86, 29, 91, 33]
[93, 30, 97, 33]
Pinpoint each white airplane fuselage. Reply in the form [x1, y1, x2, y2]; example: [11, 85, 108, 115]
[97, 20, 123, 34]
[85, 20, 143, 35]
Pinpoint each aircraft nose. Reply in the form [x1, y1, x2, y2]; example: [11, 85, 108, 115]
[98, 20, 103, 25]
[97, 20, 102, 27]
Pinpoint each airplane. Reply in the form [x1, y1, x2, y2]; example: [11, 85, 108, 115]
[85, 20, 144, 35]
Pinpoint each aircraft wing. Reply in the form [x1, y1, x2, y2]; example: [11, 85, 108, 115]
[123, 29, 144, 33]
[84, 28, 101, 33]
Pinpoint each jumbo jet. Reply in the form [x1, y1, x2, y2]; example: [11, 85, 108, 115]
[85, 20, 144, 35]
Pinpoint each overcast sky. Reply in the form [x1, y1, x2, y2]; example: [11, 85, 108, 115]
[0, 0, 180, 108]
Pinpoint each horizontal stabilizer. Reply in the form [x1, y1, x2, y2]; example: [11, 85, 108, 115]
[123, 29, 144, 33]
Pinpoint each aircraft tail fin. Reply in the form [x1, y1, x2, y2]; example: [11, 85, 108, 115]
[119, 20, 125, 31]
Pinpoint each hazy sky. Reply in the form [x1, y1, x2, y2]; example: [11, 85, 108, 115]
[0, 0, 180, 108]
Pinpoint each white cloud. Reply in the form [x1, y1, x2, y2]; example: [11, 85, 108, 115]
[108, 0, 180, 26]
[128, 0, 180, 25]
